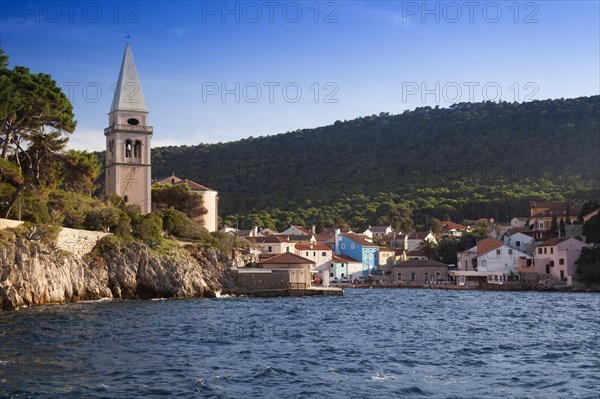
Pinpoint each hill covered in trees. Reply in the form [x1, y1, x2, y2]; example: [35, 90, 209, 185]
[151, 96, 599, 230]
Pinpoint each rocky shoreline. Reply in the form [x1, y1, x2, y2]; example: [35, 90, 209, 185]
[0, 239, 246, 311]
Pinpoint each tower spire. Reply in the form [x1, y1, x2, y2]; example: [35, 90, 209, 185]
[110, 44, 147, 113]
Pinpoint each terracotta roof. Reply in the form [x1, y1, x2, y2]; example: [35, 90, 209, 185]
[529, 201, 580, 219]
[530, 200, 575, 210]
[154, 175, 215, 192]
[394, 259, 448, 268]
[341, 233, 377, 247]
[332, 254, 361, 263]
[258, 252, 315, 265]
[246, 236, 287, 244]
[476, 238, 504, 257]
[409, 232, 431, 240]
[280, 235, 313, 242]
[291, 225, 313, 235]
[407, 248, 425, 256]
[371, 225, 391, 233]
[441, 221, 467, 231]
[535, 237, 571, 247]
[506, 227, 531, 235]
[379, 247, 395, 253]
[295, 244, 333, 251]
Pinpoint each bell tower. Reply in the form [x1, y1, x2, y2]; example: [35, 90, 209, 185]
[105, 44, 152, 213]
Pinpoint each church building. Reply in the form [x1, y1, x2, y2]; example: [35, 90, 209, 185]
[105, 44, 219, 231]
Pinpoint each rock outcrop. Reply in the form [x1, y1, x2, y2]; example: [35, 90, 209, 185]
[0, 239, 248, 311]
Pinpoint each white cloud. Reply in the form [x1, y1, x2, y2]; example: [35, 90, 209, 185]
[67, 127, 105, 152]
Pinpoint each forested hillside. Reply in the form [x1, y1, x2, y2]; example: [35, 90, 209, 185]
[149, 97, 599, 230]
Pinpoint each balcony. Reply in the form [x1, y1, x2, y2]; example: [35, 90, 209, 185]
[104, 124, 153, 135]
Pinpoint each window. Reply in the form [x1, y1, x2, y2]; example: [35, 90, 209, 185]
[550, 260, 554, 267]
[550, 247, 554, 254]
[508, 249, 513, 255]
[341, 273, 344, 277]
[539, 222, 544, 229]
[410, 273, 416, 281]
[133, 140, 142, 158]
[397, 272, 402, 280]
[538, 248, 543, 254]
[322, 252, 326, 256]
[330, 272, 333, 277]
[125, 140, 132, 158]
[313, 252, 316, 257]
[286, 247, 290, 252]
[436, 272, 441, 280]
[341, 264, 345, 268]
[424, 272, 429, 282]
[306, 252, 309, 256]
[465, 260, 468, 268]
[559, 258, 565, 265]
[516, 241, 521, 247]
[496, 249, 501, 255]
[350, 243, 355, 249]
[544, 248, 547, 254]
[341, 244, 346, 249]
[123, 195, 128, 203]
[268, 246, 272, 253]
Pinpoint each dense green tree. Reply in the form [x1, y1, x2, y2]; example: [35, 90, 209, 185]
[427, 218, 442, 234]
[575, 248, 600, 284]
[418, 239, 439, 260]
[0, 48, 77, 220]
[583, 214, 600, 243]
[162, 208, 208, 240]
[549, 214, 559, 238]
[152, 183, 207, 221]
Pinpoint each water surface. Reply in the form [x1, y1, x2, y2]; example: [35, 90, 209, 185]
[1, 289, 599, 398]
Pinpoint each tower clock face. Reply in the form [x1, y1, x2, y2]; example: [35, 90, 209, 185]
[127, 118, 139, 125]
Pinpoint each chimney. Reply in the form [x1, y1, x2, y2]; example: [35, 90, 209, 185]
[311, 225, 316, 234]
[334, 228, 341, 254]
[252, 226, 258, 237]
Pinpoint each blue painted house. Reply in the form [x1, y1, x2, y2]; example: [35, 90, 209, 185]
[334, 230, 379, 276]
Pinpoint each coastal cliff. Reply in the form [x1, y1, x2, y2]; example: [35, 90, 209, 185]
[0, 238, 246, 311]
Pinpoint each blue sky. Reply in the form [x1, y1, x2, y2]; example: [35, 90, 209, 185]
[1, 1, 598, 151]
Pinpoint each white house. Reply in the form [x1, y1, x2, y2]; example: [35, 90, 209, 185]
[328, 254, 363, 282]
[295, 243, 333, 271]
[407, 232, 437, 251]
[370, 225, 393, 239]
[511, 217, 529, 228]
[246, 236, 295, 255]
[503, 232, 535, 255]
[478, 244, 531, 274]
[280, 225, 314, 236]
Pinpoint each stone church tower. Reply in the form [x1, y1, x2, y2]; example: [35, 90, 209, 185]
[105, 44, 152, 213]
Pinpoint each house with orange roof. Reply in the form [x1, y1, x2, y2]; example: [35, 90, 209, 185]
[440, 221, 468, 237]
[154, 174, 219, 232]
[527, 200, 581, 239]
[456, 237, 531, 283]
[246, 236, 295, 255]
[280, 225, 315, 236]
[259, 252, 315, 288]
